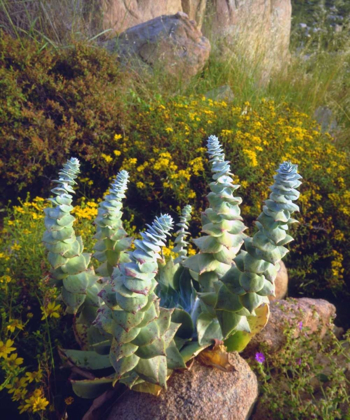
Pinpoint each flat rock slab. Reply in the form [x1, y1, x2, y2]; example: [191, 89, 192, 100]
[107, 352, 258, 420]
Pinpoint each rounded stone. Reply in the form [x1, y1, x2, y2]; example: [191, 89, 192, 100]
[107, 352, 258, 420]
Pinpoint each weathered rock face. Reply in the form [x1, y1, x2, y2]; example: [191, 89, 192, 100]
[99, 0, 183, 34]
[104, 12, 211, 82]
[270, 260, 288, 301]
[107, 352, 258, 420]
[244, 298, 336, 357]
[98, 0, 292, 74]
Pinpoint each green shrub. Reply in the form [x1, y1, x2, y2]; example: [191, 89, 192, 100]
[0, 33, 128, 201]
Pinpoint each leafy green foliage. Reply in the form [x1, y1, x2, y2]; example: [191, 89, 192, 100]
[0, 33, 127, 201]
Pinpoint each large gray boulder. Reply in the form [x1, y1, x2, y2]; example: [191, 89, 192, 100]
[104, 12, 210, 82]
[97, 0, 292, 75]
[107, 352, 258, 420]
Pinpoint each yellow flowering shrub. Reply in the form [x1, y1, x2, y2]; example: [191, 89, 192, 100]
[83, 96, 349, 301]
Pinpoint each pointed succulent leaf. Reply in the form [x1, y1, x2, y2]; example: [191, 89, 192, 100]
[60, 349, 112, 370]
[70, 377, 114, 399]
[135, 356, 167, 387]
[197, 313, 223, 346]
[225, 304, 270, 352]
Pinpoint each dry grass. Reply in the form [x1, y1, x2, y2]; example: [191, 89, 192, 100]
[0, 0, 106, 44]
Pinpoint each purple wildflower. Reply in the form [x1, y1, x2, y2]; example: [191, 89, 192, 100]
[298, 321, 303, 331]
[296, 358, 302, 365]
[255, 352, 265, 363]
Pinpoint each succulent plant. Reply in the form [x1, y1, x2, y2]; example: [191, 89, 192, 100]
[93, 170, 133, 277]
[182, 135, 248, 344]
[220, 161, 302, 350]
[42, 158, 100, 316]
[183, 135, 247, 292]
[172, 205, 192, 264]
[95, 214, 186, 388]
[45, 137, 302, 401]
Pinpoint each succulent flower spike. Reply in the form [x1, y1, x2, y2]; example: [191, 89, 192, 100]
[95, 214, 184, 387]
[93, 170, 133, 277]
[43, 158, 100, 315]
[183, 135, 247, 294]
[217, 161, 302, 339]
[172, 205, 192, 264]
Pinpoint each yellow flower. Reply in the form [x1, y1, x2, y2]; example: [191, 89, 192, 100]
[136, 182, 145, 189]
[114, 134, 122, 141]
[22, 389, 49, 413]
[65, 396, 74, 405]
[101, 153, 113, 163]
[0, 339, 16, 358]
[0, 275, 12, 284]
[6, 353, 24, 367]
[165, 127, 173, 133]
[7, 319, 24, 333]
[11, 243, 21, 251]
[188, 190, 196, 199]
[25, 369, 43, 383]
[41, 302, 61, 320]
[113, 150, 121, 156]
[7, 377, 28, 401]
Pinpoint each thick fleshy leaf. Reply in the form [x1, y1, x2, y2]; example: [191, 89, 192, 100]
[132, 381, 163, 396]
[113, 324, 141, 344]
[182, 254, 218, 274]
[243, 253, 270, 274]
[135, 356, 167, 387]
[114, 285, 148, 312]
[48, 252, 66, 269]
[110, 353, 140, 378]
[63, 271, 91, 294]
[197, 313, 223, 346]
[157, 258, 178, 290]
[180, 342, 210, 363]
[111, 309, 145, 331]
[221, 267, 245, 295]
[166, 340, 186, 369]
[256, 279, 275, 297]
[225, 304, 269, 352]
[136, 338, 166, 359]
[163, 322, 181, 347]
[216, 310, 242, 338]
[70, 377, 114, 399]
[192, 236, 223, 253]
[61, 253, 90, 275]
[216, 284, 244, 312]
[110, 339, 138, 362]
[171, 308, 194, 339]
[239, 292, 265, 313]
[60, 349, 111, 370]
[62, 288, 86, 314]
[132, 320, 160, 346]
[239, 272, 265, 293]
